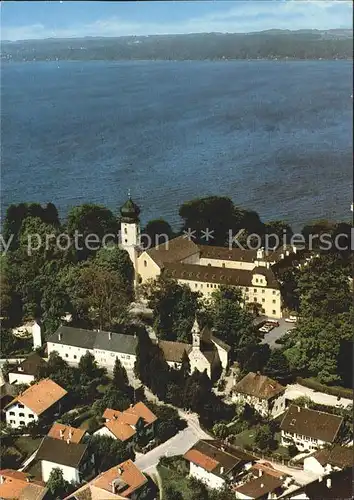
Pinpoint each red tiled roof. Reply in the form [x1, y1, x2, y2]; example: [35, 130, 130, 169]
[184, 449, 219, 472]
[47, 422, 86, 444]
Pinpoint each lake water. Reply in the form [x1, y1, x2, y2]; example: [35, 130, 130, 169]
[1, 60, 352, 230]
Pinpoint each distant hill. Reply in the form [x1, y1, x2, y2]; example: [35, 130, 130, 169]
[1, 30, 352, 62]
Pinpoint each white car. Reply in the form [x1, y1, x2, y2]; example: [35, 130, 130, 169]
[285, 316, 297, 323]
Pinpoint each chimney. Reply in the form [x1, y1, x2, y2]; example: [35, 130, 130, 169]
[260, 483, 264, 488]
[58, 332, 62, 341]
[326, 478, 331, 489]
[285, 250, 290, 256]
[26, 478, 30, 483]
[297, 406, 301, 412]
[220, 467, 224, 475]
[256, 371, 261, 376]
[118, 466, 123, 475]
[109, 332, 112, 340]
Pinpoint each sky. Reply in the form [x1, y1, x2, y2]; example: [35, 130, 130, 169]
[1, 1, 352, 41]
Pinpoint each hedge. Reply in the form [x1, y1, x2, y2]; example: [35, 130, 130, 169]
[296, 377, 353, 400]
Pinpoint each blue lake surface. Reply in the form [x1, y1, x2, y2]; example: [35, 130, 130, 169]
[1, 60, 352, 229]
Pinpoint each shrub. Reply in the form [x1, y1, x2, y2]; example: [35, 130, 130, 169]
[296, 377, 353, 400]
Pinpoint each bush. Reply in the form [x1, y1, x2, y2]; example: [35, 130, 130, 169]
[297, 377, 353, 400]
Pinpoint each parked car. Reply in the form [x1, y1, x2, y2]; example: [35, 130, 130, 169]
[285, 316, 297, 323]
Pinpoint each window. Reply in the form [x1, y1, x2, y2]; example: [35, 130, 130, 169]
[207, 284, 209, 288]
[124, 228, 127, 234]
[65, 354, 68, 358]
[19, 413, 25, 417]
[29, 414, 34, 419]
[125, 239, 128, 243]
[262, 298, 265, 303]
[9, 411, 15, 416]
[19, 421, 25, 426]
[245, 287, 249, 292]
[272, 299, 276, 304]
[262, 289, 265, 294]
[195, 283, 198, 288]
[261, 308, 265, 313]
[254, 289, 257, 293]
[200, 284, 203, 288]
[272, 310, 276, 315]
[256, 278, 259, 283]
[254, 298, 257, 302]
[273, 290, 276, 295]
[74, 355, 77, 359]
[208, 263, 211, 266]
[17, 404, 24, 409]
[144, 260, 147, 267]
[10, 420, 15, 424]
[222, 263, 225, 268]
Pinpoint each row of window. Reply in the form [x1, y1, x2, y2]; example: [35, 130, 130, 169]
[9, 411, 34, 418]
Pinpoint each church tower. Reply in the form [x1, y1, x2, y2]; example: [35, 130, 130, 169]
[191, 317, 201, 350]
[119, 194, 141, 274]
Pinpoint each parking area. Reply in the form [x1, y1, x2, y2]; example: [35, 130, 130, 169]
[257, 317, 297, 349]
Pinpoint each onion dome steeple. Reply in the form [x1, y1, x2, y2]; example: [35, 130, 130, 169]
[120, 191, 140, 223]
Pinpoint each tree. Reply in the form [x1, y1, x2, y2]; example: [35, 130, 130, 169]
[212, 422, 229, 439]
[142, 276, 200, 342]
[73, 262, 130, 330]
[264, 220, 293, 248]
[254, 424, 275, 451]
[67, 204, 118, 260]
[1, 360, 12, 382]
[78, 351, 100, 380]
[143, 219, 174, 245]
[46, 468, 71, 499]
[89, 435, 134, 473]
[164, 486, 183, 500]
[264, 349, 290, 381]
[112, 357, 129, 391]
[95, 245, 134, 299]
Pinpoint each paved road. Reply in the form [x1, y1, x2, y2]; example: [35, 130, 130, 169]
[135, 423, 209, 475]
[285, 383, 352, 409]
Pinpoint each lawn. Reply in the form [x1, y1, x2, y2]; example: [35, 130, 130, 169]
[231, 428, 290, 459]
[14, 436, 42, 459]
[158, 463, 194, 500]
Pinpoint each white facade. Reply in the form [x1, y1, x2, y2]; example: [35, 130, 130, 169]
[8, 371, 35, 385]
[47, 343, 136, 374]
[5, 401, 38, 428]
[32, 321, 42, 349]
[232, 392, 286, 419]
[41, 459, 81, 483]
[303, 456, 327, 476]
[281, 430, 326, 452]
[189, 462, 226, 490]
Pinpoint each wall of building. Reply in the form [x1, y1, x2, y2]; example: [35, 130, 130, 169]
[5, 402, 38, 428]
[281, 430, 326, 452]
[41, 460, 80, 483]
[199, 258, 255, 271]
[47, 343, 94, 365]
[8, 372, 35, 385]
[189, 348, 212, 378]
[137, 253, 161, 283]
[177, 278, 282, 318]
[211, 341, 228, 370]
[189, 462, 225, 490]
[303, 456, 325, 476]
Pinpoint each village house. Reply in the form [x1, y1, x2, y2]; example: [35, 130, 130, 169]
[280, 405, 343, 452]
[94, 402, 157, 450]
[47, 325, 138, 373]
[234, 473, 285, 499]
[231, 372, 286, 418]
[118, 196, 296, 319]
[12, 319, 42, 349]
[8, 352, 47, 385]
[183, 439, 256, 490]
[4, 378, 67, 429]
[0, 469, 48, 499]
[65, 459, 149, 499]
[48, 320, 229, 381]
[35, 436, 90, 483]
[288, 467, 353, 500]
[47, 422, 87, 444]
[303, 444, 353, 476]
